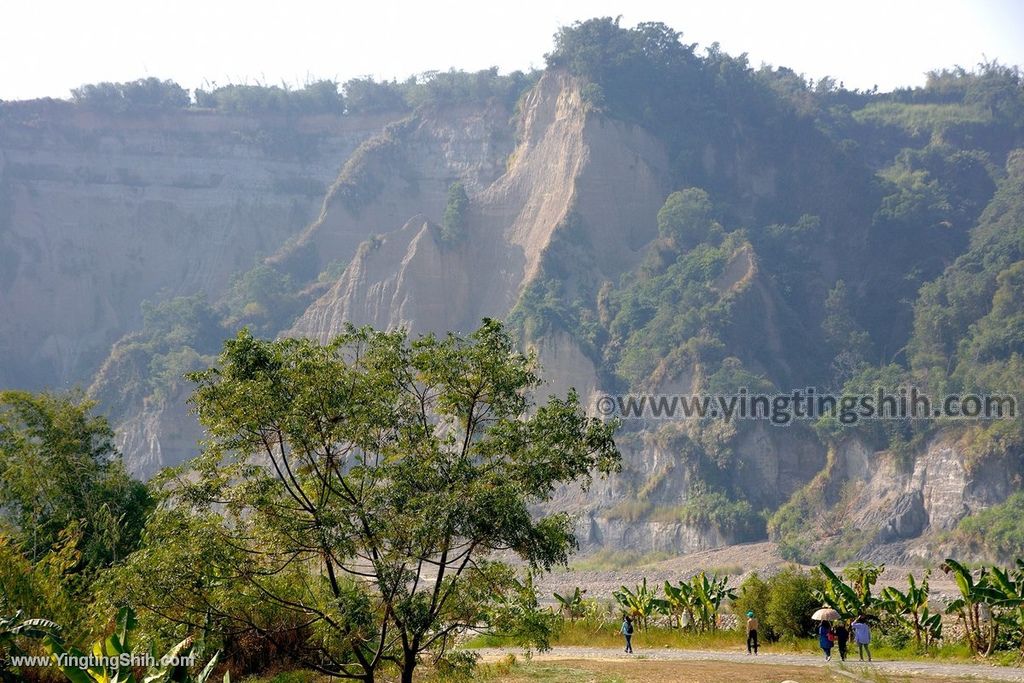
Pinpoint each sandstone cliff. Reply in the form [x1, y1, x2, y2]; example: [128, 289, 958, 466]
[0, 104, 394, 388]
[289, 72, 668, 342]
[3, 69, 1018, 563]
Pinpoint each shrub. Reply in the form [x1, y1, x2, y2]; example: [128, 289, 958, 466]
[955, 492, 1024, 561]
[764, 567, 825, 640]
[440, 181, 469, 243]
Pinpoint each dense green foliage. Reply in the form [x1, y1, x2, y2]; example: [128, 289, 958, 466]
[107, 321, 618, 682]
[440, 181, 469, 243]
[195, 80, 344, 114]
[57, 68, 538, 117]
[0, 391, 151, 568]
[954, 491, 1024, 562]
[71, 77, 190, 111]
[733, 568, 825, 641]
[90, 263, 305, 428]
[0, 393, 154, 679]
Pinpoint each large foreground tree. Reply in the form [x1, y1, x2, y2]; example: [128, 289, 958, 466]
[119, 320, 619, 682]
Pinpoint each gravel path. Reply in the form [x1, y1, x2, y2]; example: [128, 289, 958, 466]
[470, 646, 1024, 681]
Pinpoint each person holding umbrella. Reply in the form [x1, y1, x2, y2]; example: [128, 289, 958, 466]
[818, 620, 834, 661]
[812, 608, 840, 662]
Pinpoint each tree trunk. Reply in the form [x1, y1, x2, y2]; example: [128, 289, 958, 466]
[401, 648, 417, 683]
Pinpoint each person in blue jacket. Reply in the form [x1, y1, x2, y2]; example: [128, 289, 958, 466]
[818, 620, 834, 661]
[621, 615, 634, 653]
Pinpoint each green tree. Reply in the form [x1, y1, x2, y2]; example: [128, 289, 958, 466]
[656, 188, 720, 249]
[71, 78, 190, 112]
[764, 567, 824, 640]
[822, 280, 872, 381]
[133, 321, 619, 683]
[441, 181, 469, 243]
[0, 391, 151, 568]
[734, 573, 775, 640]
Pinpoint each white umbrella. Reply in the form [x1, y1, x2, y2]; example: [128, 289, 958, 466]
[812, 607, 841, 621]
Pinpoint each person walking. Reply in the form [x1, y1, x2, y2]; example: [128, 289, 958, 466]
[852, 615, 872, 662]
[818, 620, 834, 661]
[745, 611, 759, 655]
[834, 620, 849, 661]
[621, 615, 634, 653]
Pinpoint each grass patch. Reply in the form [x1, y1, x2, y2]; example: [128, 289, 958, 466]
[602, 498, 652, 522]
[569, 549, 672, 571]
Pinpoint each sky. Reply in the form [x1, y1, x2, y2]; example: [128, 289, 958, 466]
[2, 0, 1023, 101]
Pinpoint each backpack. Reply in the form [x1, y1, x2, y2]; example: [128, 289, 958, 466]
[625, 621, 634, 635]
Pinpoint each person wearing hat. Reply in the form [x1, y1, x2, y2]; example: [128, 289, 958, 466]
[745, 610, 759, 655]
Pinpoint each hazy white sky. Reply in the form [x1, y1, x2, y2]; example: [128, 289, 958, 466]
[2, 0, 1022, 101]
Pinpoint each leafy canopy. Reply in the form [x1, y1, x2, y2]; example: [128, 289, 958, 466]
[123, 320, 619, 682]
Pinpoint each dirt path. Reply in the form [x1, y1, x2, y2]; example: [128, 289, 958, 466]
[472, 646, 1024, 681]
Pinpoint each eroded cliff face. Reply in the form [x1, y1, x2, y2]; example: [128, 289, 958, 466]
[826, 435, 1020, 561]
[0, 105, 393, 388]
[6, 74, 1015, 561]
[290, 72, 668, 342]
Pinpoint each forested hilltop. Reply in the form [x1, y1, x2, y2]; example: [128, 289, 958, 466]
[1, 17, 1023, 566]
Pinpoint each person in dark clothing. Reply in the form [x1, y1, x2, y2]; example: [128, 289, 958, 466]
[745, 611, 759, 654]
[834, 621, 849, 661]
[818, 620, 834, 661]
[621, 615, 634, 653]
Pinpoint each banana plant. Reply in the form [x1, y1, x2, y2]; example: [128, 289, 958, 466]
[878, 571, 931, 648]
[941, 558, 1005, 656]
[986, 561, 1024, 654]
[658, 573, 735, 632]
[657, 581, 694, 630]
[1, 610, 61, 683]
[842, 562, 885, 604]
[613, 578, 659, 630]
[814, 563, 872, 619]
[552, 587, 587, 623]
[688, 572, 736, 632]
[919, 608, 943, 650]
[42, 607, 228, 683]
